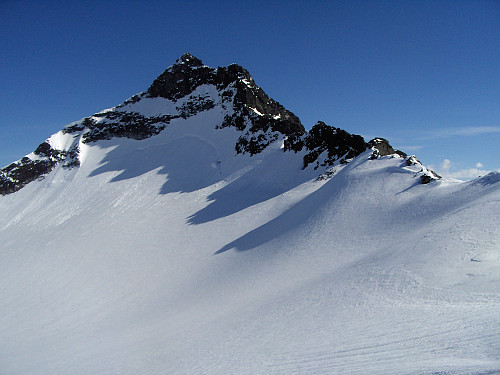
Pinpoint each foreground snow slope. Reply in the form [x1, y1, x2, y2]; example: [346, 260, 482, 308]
[1, 53, 499, 374]
[1, 107, 499, 375]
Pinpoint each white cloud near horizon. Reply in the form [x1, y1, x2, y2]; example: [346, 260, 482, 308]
[444, 168, 499, 180]
[431, 158, 499, 180]
[418, 126, 500, 140]
[440, 159, 452, 171]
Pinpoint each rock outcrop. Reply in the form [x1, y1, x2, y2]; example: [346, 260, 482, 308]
[0, 141, 79, 195]
[284, 121, 367, 169]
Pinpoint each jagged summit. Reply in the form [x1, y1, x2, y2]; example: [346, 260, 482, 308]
[0, 54, 440, 195]
[175, 52, 203, 67]
[146, 53, 304, 137]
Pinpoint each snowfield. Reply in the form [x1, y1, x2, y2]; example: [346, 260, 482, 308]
[1, 107, 499, 374]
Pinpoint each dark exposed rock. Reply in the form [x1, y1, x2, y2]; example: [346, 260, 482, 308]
[176, 52, 203, 68]
[63, 54, 303, 148]
[232, 110, 305, 155]
[219, 113, 248, 131]
[283, 132, 305, 153]
[63, 117, 94, 134]
[176, 94, 215, 119]
[230, 70, 302, 135]
[63, 111, 176, 143]
[420, 170, 441, 184]
[34, 141, 57, 158]
[0, 158, 56, 195]
[368, 138, 407, 159]
[0, 141, 80, 195]
[368, 139, 440, 184]
[420, 174, 433, 184]
[403, 155, 441, 184]
[304, 122, 367, 169]
[79, 112, 174, 143]
[406, 155, 422, 166]
[235, 132, 279, 155]
[147, 64, 213, 101]
[62, 144, 80, 169]
[147, 54, 304, 148]
[284, 121, 368, 169]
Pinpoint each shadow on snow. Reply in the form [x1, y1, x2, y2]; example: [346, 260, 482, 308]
[89, 136, 223, 195]
[214, 171, 348, 254]
[89, 137, 315, 225]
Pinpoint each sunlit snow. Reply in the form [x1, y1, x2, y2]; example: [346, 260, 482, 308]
[1, 106, 499, 374]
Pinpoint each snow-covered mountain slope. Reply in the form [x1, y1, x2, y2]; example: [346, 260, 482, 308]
[1, 54, 499, 374]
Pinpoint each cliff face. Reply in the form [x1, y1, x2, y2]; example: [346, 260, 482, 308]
[147, 53, 303, 135]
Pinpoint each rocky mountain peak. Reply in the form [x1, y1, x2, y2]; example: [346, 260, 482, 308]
[145, 55, 305, 148]
[146, 55, 302, 136]
[0, 55, 441, 195]
[175, 52, 203, 67]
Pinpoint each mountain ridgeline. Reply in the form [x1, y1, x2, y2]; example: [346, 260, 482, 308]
[0, 53, 439, 195]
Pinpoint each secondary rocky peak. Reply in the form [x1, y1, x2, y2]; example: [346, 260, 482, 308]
[368, 138, 407, 159]
[284, 121, 367, 169]
[367, 138, 440, 184]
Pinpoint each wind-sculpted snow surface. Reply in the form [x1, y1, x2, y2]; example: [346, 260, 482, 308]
[1, 134, 499, 374]
[1, 54, 498, 374]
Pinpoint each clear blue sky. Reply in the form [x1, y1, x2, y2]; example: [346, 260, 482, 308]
[1, 0, 499, 179]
